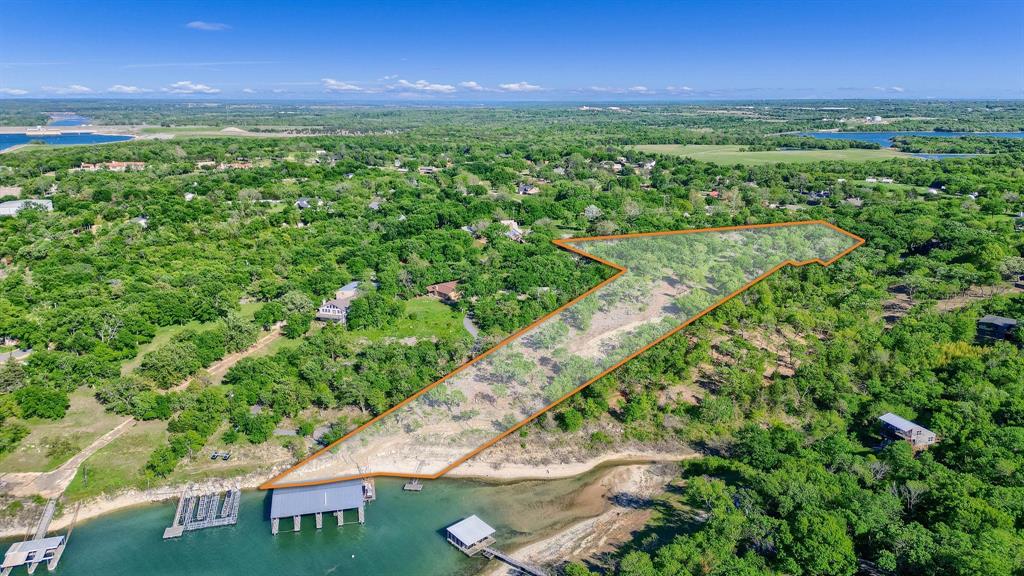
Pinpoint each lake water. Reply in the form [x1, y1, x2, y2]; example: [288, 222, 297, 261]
[798, 131, 1024, 148]
[48, 115, 91, 127]
[2, 469, 618, 576]
[0, 132, 133, 152]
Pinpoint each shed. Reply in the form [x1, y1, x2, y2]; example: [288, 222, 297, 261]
[446, 515, 496, 555]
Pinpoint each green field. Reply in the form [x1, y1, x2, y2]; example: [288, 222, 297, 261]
[0, 389, 126, 473]
[633, 144, 909, 165]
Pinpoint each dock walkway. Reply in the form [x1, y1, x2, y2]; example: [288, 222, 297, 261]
[482, 547, 547, 576]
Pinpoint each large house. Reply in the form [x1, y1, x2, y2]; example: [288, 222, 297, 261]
[427, 281, 461, 303]
[878, 413, 938, 450]
[316, 282, 360, 323]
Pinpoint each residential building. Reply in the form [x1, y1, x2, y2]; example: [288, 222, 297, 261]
[977, 315, 1019, 343]
[427, 281, 461, 303]
[516, 183, 541, 195]
[316, 282, 360, 323]
[0, 186, 21, 198]
[878, 413, 938, 449]
[418, 166, 439, 175]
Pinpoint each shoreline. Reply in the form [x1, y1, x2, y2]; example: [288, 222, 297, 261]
[0, 449, 697, 539]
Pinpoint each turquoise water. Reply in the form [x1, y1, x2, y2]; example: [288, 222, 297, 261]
[3, 471, 613, 576]
[798, 131, 1024, 148]
[0, 132, 132, 152]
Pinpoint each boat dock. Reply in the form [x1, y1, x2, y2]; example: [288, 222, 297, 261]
[269, 478, 375, 535]
[445, 515, 547, 576]
[163, 485, 241, 539]
[1, 500, 77, 576]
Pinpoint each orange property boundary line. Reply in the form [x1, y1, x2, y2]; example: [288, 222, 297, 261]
[260, 220, 864, 489]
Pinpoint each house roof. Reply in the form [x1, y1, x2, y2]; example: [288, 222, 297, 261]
[879, 412, 933, 435]
[428, 281, 459, 295]
[979, 315, 1018, 328]
[447, 515, 495, 545]
[270, 480, 364, 519]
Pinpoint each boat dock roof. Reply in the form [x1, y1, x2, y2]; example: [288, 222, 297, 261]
[270, 479, 364, 519]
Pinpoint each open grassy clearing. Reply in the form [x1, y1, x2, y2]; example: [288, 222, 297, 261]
[120, 302, 262, 375]
[633, 144, 909, 165]
[335, 297, 468, 343]
[0, 389, 127, 473]
[62, 419, 169, 501]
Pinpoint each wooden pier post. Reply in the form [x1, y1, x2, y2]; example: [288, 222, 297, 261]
[358, 505, 365, 524]
[271, 518, 279, 535]
[315, 512, 323, 529]
[335, 511, 343, 526]
[293, 516, 301, 532]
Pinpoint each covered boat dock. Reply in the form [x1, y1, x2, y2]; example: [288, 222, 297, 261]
[269, 479, 372, 534]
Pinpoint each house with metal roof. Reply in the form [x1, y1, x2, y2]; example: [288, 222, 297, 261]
[446, 515, 496, 556]
[315, 282, 360, 324]
[977, 315, 1019, 343]
[269, 478, 373, 534]
[878, 412, 938, 449]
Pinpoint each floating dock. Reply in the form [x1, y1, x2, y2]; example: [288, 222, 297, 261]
[163, 485, 241, 539]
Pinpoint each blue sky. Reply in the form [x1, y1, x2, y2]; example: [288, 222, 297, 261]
[1, 0, 1021, 100]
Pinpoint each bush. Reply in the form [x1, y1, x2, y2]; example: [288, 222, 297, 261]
[15, 386, 69, 419]
[558, 408, 584, 432]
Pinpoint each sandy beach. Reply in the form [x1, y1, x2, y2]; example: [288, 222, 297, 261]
[482, 463, 680, 576]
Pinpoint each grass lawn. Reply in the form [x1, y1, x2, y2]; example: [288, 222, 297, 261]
[63, 419, 169, 501]
[0, 389, 127, 473]
[633, 144, 910, 165]
[338, 297, 468, 343]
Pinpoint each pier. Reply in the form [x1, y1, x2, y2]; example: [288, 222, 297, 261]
[163, 485, 241, 539]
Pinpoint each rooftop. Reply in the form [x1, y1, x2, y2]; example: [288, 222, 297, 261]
[270, 479, 364, 519]
[879, 412, 932, 434]
[447, 515, 495, 545]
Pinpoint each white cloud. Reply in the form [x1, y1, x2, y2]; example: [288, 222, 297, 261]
[164, 80, 220, 94]
[396, 79, 456, 93]
[0, 87, 29, 95]
[186, 21, 230, 31]
[873, 85, 905, 93]
[629, 86, 650, 93]
[459, 81, 485, 91]
[43, 84, 92, 94]
[666, 85, 694, 93]
[108, 84, 150, 94]
[322, 78, 363, 92]
[498, 81, 542, 92]
[241, 88, 256, 94]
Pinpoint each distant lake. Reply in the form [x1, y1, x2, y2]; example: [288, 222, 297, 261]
[798, 131, 1024, 148]
[48, 115, 91, 126]
[0, 132, 133, 152]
